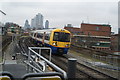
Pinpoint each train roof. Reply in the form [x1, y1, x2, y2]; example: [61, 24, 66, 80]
[31, 29, 53, 33]
[31, 28, 70, 34]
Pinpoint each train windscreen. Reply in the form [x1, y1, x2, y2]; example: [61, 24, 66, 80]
[53, 32, 70, 42]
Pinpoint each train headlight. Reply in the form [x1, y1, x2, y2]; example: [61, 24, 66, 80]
[52, 42, 57, 46]
[52, 42, 56, 45]
[65, 44, 69, 47]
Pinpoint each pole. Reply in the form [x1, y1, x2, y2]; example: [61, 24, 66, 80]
[27, 49, 31, 73]
[0, 10, 6, 15]
[67, 58, 77, 79]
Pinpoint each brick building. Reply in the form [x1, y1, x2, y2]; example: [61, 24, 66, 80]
[72, 35, 111, 51]
[111, 34, 120, 53]
[64, 23, 111, 37]
[64, 27, 82, 35]
[64, 23, 111, 51]
[81, 23, 111, 37]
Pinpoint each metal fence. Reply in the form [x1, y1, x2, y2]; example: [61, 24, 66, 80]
[24, 47, 67, 79]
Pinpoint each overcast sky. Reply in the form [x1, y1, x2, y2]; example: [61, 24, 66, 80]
[0, 0, 119, 33]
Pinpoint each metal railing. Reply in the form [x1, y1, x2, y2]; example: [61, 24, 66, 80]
[24, 47, 67, 79]
[22, 72, 64, 80]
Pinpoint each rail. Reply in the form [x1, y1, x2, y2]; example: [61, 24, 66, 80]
[22, 72, 64, 80]
[25, 47, 67, 79]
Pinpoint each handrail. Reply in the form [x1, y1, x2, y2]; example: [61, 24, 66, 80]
[27, 47, 49, 72]
[27, 47, 67, 79]
[24, 61, 42, 73]
[22, 72, 64, 80]
[29, 47, 52, 61]
[30, 57, 43, 71]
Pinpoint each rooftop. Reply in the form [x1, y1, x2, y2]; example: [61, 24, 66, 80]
[81, 23, 111, 27]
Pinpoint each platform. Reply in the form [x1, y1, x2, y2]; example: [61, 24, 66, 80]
[2, 40, 27, 78]
[3, 64, 27, 78]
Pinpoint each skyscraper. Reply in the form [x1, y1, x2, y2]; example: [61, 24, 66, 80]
[24, 20, 30, 29]
[31, 18, 34, 28]
[45, 20, 49, 29]
[31, 13, 44, 29]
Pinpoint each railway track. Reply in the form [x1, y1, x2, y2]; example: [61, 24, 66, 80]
[18, 37, 118, 80]
[18, 37, 35, 56]
[2, 36, 12, 51]
[70, 44, 120, 57]
[42, 53, 117, 80]
[49, 55, 95, 79]
[63, 55, 117, 80]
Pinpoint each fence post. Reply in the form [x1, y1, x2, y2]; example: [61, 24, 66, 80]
[27, 49, 31, 73]
[67, 58, 77, 79]
[49, 49, 51, 61]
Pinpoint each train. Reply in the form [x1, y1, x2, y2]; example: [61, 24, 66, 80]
[30, 28, 71, 54]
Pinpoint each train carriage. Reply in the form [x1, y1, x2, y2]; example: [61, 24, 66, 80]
[30, 28, 71, 54]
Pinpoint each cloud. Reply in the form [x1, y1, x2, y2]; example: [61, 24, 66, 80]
[1, 2, 118, 33]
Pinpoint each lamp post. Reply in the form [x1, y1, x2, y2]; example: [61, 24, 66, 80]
[0, 10, 6, 15]
[0, 10, 6, 34]
[0, 10, 6, 72]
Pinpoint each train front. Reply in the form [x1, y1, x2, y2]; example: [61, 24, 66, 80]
[50, 29, 71, 54]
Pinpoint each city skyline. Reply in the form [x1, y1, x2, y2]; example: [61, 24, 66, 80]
[0, 2, 118, 33]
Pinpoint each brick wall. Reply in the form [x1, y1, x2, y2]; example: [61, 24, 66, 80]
[64, 27, 82, 35]
[64, 23, 111, 37]
[111, 34, 120, 52]
[81, 23, 111, 36]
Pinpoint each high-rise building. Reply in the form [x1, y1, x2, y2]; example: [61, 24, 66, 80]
[35, 13, 43, 29]
[45, 20, 49, 29]
[24, 20, 30, 29]
[31, 18, 34, 28]
[31, 13, 44, 29]
[33, 17, 37, 29]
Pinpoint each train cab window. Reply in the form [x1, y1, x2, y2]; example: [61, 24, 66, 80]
[53, 32, 59, 41]
[53, 32, 70, 42]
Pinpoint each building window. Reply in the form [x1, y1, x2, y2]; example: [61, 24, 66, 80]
[96, 27, 99, 31]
